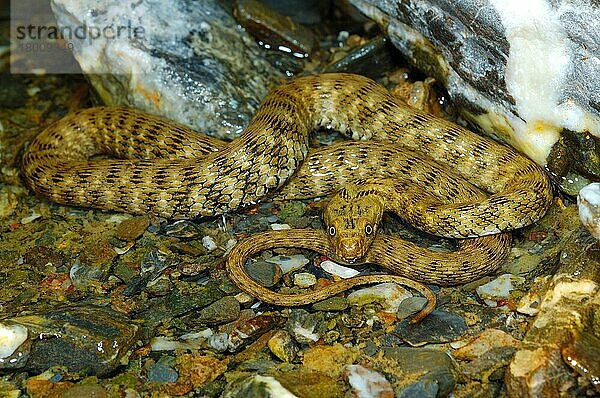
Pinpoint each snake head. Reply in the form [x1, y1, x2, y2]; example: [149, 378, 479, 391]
[324, 185, 384, 263]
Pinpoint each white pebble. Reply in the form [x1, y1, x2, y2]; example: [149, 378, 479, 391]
[476, 274, 525, 307]
[202, 235, 217, 251]
[270, 223, 291, 230]
[265, 254, 308, 274]
[21, 210, 42, 224]
[578, 182, 600, 239]
[320, 260, 360, 279]
[346, 364, 394, 398]
[347, 282, 412, 313]
[293, 272, 317, 288]
[0, 323, 28, 359]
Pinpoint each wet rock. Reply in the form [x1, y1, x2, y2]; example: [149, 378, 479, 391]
[0, 73, 26, 108]
[346, 364, 394, 398]
[476, 274, 526, 307]
[293, 272, 317, 288]
[245, 259, 282, 288]
[578, 182, 600, 239]
[396, 296, 429, 321]
[506, 276, 600, 397]
[0, 305, 141, 376]
[320, 260, 360, 279]
[169, 354, 228, 393]
[0, 187, 18, 219]
[202, 235, 218, 251]
[138, 283, 224, 329]
[302, 343, 360, 379]
[234, 0, 317, 58]
[312, 296, 349, 312]
[144, 275, 173, 296]
[163, 220, 203, 239]
[383, 347, 457, 397]
[286, 309, 325, 344]
[51, 0, 281, 140]
[347, 282, 412, 313]
[324, 36, 398, 79]
[271, 368, 345, 398]
[222, 374, 297, 398]
[147, 355, 179, 383]
[70, 240, 118, 286]
[114, 216, 149, 242]
[561, 329, 600, 393]
[396, 379, 439, 398]
[453, 328, 520, 361]
[350, 0, 600, 177]
[228, 314, 285, 352]
[461, 346, 517, 382]
[266, 254, 309, 274]
[192, 296, 241, 326]
[516, 291, 542, 316]
[23, 245, 65, 271]
[267, 329, 298, 362]
[392, 309, 467, 346]
[0, 323, 28, 369]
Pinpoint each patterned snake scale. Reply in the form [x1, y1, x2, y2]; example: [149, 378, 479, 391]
[22, 73, 553, 308]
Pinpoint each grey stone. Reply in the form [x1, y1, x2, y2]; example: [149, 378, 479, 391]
[349, 0, 600, 178]
[384, 347, 456, 397]
[1, 305, 141, 376]
[393, 309, 468, 346]
[51, 0, 282, 140]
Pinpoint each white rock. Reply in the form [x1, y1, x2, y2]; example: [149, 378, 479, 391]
[0, 323, 28, 359]
[577, 182, 600, 239]
[293, 272, 317, 288]
[265, 254, 309, 274]
[476, 274, 526, 307]
[320, 260, 360, 279]
[202, 235, 218, 251]
[346, 364, 394, 398]
[270, 223, 291, 230]
[347, 282, 412, 313]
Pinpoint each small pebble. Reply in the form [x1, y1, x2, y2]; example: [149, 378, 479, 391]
[345, 364, 394, 398]
[516, 291, 542, 315]
[245, 260, 281, 287]
[453, 329, 520, 361]
[0, 323, 28, 359]
[202, 235, 218, 251]
[476, 274, 525, 306]
[320, 260, 360, 278]
[267, 330, 298, 362]
[393, 309, 468, 345]
[396, 296, 429, 320]
[577, 182, 600, 239]
[347, 282, 412, 313]
[194, 296, 241, 325]
[293, 272, 317, 288]
[114, 216, 149, 241]
[21, 210, 42, 224]
[270, 223, 291, 230]
[265, 254, 309, 274]
[312, 297, 349, 312]
[147, 356, 179, 383]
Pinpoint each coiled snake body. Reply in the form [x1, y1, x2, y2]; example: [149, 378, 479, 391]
[22, 73, 552, 309]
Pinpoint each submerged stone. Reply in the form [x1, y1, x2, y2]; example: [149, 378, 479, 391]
[0, 305, 141, 376]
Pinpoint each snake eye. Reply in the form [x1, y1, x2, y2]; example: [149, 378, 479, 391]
[328, 226, 336, 236]
[365, 224, 373, 235]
